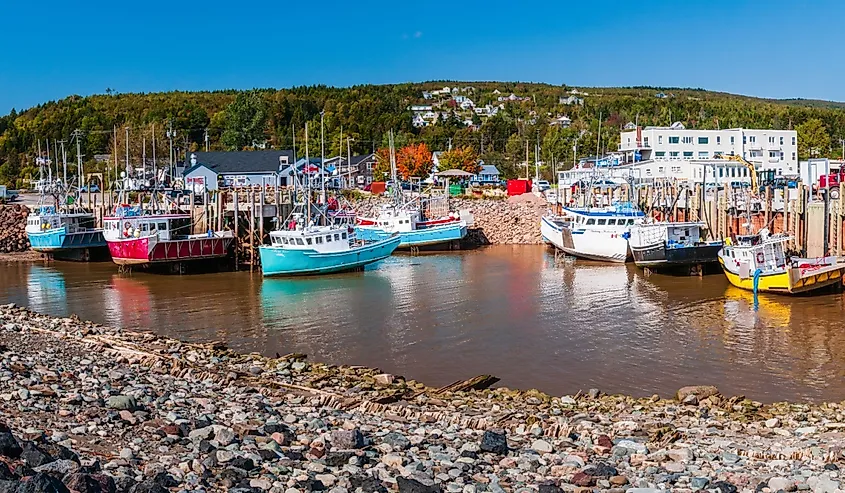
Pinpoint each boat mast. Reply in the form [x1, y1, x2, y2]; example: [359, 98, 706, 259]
[305, 122, 311, 227]
[388, 130, 400, 207]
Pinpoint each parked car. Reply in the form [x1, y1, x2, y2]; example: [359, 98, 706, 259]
[535, 180, 551, 192]
[79, 184, 100, 193]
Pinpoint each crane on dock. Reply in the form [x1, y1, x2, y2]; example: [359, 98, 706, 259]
[714, 153, 759, 194]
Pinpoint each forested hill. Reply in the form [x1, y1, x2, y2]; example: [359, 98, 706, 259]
[0, 82, 843, 186]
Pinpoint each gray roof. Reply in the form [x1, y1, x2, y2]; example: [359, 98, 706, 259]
[184, 150, 295, 176]
[323, 153, 376, 166]
[479, 164, 500, 175]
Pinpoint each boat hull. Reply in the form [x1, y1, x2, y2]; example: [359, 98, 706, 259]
[631, 242, 723, 268]
[719, 257, 845, 294]
[27, 227, 108, 261]
[355, 223, 466, 249]
[541, 216, 630, 263]
[259, 236, 401, 276]
[107, 236, 233, 266]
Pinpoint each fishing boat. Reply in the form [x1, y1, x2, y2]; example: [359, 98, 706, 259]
[258, 124, 401, 276]
[355, 205, 467, 249]
[103, 201, 233, 271]
[24, 165, 108, 262]
[628, 221, 723, 272]
[718, 229, 845, 294]
[541, 203, 644, 262]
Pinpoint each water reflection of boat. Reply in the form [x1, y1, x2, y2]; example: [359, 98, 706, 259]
[723, 285, 792, 328]
[105, 276, 154, 326]
[26, 265, 67, 312]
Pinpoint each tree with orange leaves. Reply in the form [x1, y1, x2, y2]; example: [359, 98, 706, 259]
[436, 146, 481, 175]
[373, 143, 433, 181]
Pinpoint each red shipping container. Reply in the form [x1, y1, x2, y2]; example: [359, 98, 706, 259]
[370, 182, 387, 195]
[507, 179, 532, 196]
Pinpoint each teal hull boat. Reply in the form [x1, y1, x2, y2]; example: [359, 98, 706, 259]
[259, 235, 400, 277]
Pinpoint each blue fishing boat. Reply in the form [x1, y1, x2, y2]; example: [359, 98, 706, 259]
[258, 122, 400, 277]
[356, 207, 467, 248]
[259, 224, 400, 276]
[25, 207, 108, 261]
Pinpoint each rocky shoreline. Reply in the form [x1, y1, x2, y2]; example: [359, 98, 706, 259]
[0, 304, 844, 493]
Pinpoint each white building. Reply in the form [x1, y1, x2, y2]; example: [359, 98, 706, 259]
[618, 124, 798, 177]
[558, 159, 752, 188]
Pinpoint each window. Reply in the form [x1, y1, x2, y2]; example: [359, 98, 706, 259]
[607, 219, 616, 225]
[671, 166, 682, 173]
[334, 234, 340, 241]
[655, 151, 666, 158]
[698, 137, 709, 144]
[683, 151, 693, 158]
[283, 238, 289, 245]
[586, 219, 596, 225]
[682, 136, 693, 144]
[769, 136, 776, 144]
[597, 219, 606, 225]
[140, 223, 149, 232]
[731, 136, 735, 145]
[305, 238, 312, 245]
[669, 136, 679, 144]
[769, 151, 779, 158]
[792, 136, 796, 145]
[316, 236, 323, 244]
[669, 151, 679, 158]
[158, 222, 167, 231]
[750, 136, 756, 143]
[780, 136, 784, 145]
[792, 152, 796, 160]
[326, 235, 332, 242]
[295, 238, 304, 245]
[627, 219, 635, 225]
[698, 151, 709, 158]
[644, 137, 649, 147]
[743, 136, 747, 144]
[717, 136, 721, 145]
[658, 166, 665, 173]
[658, 135, 663, 144]
[719, 168, 724, 178]
[342, 232, 348, 240]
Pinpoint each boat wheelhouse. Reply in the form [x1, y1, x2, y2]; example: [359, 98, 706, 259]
[629, 221, 723, 272]
[25, 206, 108, 261]
[541, 204, 644, 262]
[103, 205, 233, 268]
[718, 230, 845, 294]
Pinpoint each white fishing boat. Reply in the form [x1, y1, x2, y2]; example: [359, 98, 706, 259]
[541, 203, 644, 262]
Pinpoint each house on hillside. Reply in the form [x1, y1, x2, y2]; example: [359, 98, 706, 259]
[322, 153, 378, 187]
[560, 95, 584, 105]
[453, 95, 467, 103]
[623, 122, 637, 130]
[412, 114, 428, 128]
[182, 150, 294, 191]
[550, 115, 572, 128]
[278, 158, 332, 188]
[460, 100, 475, 110]
[473, 164, 501, 184]
[422, 91, 433, 100]
[409, 104, 433, 113]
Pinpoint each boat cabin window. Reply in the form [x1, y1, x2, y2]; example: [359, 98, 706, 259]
[315, 236, 323, 244]
[334, 233, 340, 241]
[158, 222, 167, 231]
[607, 219, 616, 225]
[586, 219, 595, 225]
[306, 237, 312, 245]
[282, 238, 289, 245]
[295, 238, 304, 245]
[342, 232, 348, 240]
[140, 223, 149, 232]
[169, 218, 191, 240]
[627, 219, 635, 225]
[326, 235, 332, 243]
[597, 219, 606, 225]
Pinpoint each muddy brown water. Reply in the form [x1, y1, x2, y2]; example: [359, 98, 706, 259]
[2, 245, 845, 403]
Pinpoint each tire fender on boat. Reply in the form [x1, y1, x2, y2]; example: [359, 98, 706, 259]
[756, 252, 765, 264]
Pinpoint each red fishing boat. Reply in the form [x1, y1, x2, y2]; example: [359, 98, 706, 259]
[103, 204, 233, 269]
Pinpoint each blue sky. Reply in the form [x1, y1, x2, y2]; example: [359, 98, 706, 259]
[2, 0, 843, 114]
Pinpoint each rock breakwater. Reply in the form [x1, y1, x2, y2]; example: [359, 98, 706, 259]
[1, 304, 845, 492]
[0, 205, 29, 253]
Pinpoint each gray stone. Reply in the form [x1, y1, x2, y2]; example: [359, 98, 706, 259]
[480, 430, 508, 455]
[769, 477, 794, 491]
[531, 439, 553, 453]
[214, 427, 236, 446]
[106, 395, 138, 411]
[691, 478, 710, 491]
[382, 432, 411, 450]
[34, 459, 80, 477]
[331, 429, 365, 449]
[615, 440, 648, 454]
[119, 448, 134, 460]
[721, 452, 740, 464]
[216, 450, 234, 463]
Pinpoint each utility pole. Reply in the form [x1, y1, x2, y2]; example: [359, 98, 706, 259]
[113, 125, 118, 189]
[204, 128, 209, 152]
[152, 124, 157, 187]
